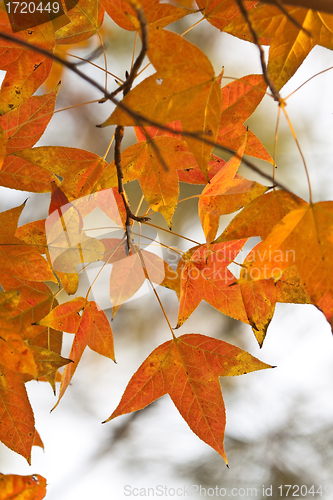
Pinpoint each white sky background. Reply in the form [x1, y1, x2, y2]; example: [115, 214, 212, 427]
[1, 8, 333, 500]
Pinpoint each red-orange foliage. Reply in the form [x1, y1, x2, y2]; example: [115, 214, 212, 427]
[0, 0, 332, 496]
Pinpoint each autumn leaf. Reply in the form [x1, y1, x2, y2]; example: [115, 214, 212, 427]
[0, 275, 63, 390]
[224, 4, 333, 90]
[0, 155, 58, 193]
[0, 203, 56, 283]
[176, 240, 249, 328]
[14, 146, 109, 200]
[0, 85, 59, 155]
[97, 136, 198, 225]
[0, 12, 55, 114]
[0, 364, 35, 462]
[27, 345, 72, 379]
[55, 0, 105, 44]
[197, 0, 258, 31]
[217, 74, 272, 162]
[199, 137, 268, 246]
[104, 333, 272, 462]
[245, 201, 333, 328]
[101, 0, 191, 31]
[0, 473, 46, 500]
[239, 242, 308, 346]
[101, 27, 222, 174]
[39, 299, 115, 406]
[215, 189, 306, 242]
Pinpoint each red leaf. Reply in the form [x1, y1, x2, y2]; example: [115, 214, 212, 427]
[105, 333, 272, 462]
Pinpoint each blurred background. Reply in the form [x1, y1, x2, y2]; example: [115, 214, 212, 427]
[1, 5, 333, 499]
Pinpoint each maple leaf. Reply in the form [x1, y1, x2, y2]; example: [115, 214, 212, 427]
[224, 4, 333, 90]
[0, 473, 46, 500]
[134, 122, 228, 186]
[13, 146, 109, 199]
[100, 27, 222, 174]
[199, 137, 268, 246]
[215, 189, 306, 242]
[0, 85, 59, 155]
[55, 0, 105, 44]
[0, 275, 63, 390]
[96, 136, 198, 226]
[39, 298, 115, 406]
[104, 333, 272, 462]
[245, 202, 333, 327]
[0, 364, 35, 462]
[239, 242, 309, 346]
[0, 12, 55, 114]
[0, 155, 58, 193]
[0, 203, 56, 283]
[197, 0, 258, 31]
[101, 0, 191, 31]
[176, 240, 249, 328]
[217, 74, 272, 162]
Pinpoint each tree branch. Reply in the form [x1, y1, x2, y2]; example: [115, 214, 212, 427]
[0, 28, 289, 192]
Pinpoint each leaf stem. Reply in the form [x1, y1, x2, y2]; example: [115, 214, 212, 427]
[281, 103, 312, 203]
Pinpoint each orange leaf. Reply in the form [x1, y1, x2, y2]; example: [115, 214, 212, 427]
[217, 74, 272, 163]
[101, 0, 191, 31]
[0, 155, 58, 193]
[0, 365, 35, 463]
[38, 296, 87, 333]
[215, 189, 306, 242]
[14, 146, 109, 200]
[28, 345, 72, 379]
[197, 0, 258, 31]
[98, 136, 198, 225]
[0, 12, 55, 114]
[246, 202, 333, 327]
[239, 242, 308, 346]
[176, 240, 249, 328]
[199, 137, 267, 245]
[0, 473, 46, 500]
[40, 299, 115, 407]
[0, 204, 56, 283]
[101, 27, 222, 174]
[55, 0, 105, 44]
[224, 5, 333, 90]
[105, 333, 272, 462]
[0, 86, 59, 155]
